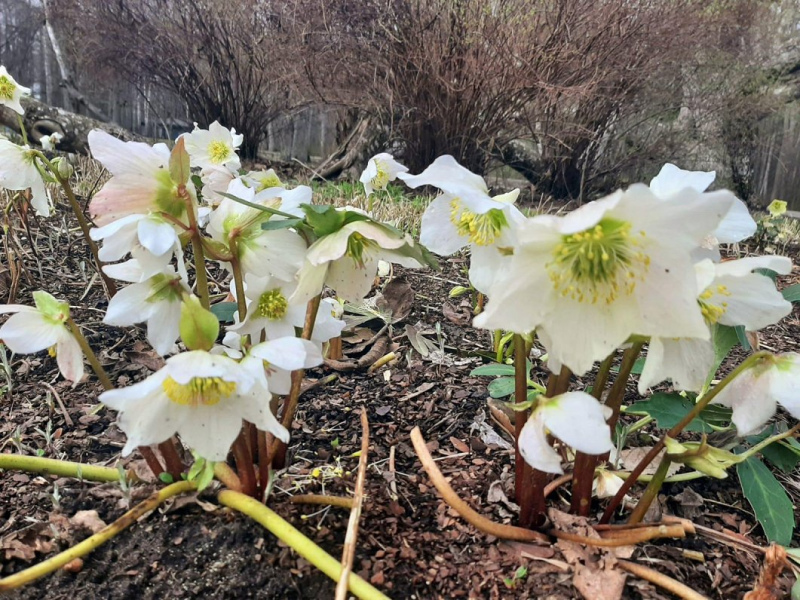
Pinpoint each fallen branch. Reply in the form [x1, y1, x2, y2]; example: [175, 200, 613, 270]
[0, 480, 197, 591]
[217, 490, 389, 600]
[335, 410, 370, 600]
[617, 559, 709, 600]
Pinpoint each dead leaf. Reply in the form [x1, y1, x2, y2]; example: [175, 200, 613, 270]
[573, 562, 626, 600]
[618, 447, 682, 477]
[71, 510, 107, 534]
[124, 350, 166, 372]
[378, 277, 414, 322]
[442, 301, 471, 326]
[449, 436, 470, 454]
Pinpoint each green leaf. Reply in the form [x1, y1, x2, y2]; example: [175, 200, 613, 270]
[488, 377, 516, 398]
[470, 364, 516, 377]
[761, 442, 800, 473]
[300, 203, 348, 236]
[169, 137, 191, 185]
[210, 302, 238, 324]
[783, 283, 800, 303]
[755, 268, 778, 282]
[261, 218, 303, 231]
[159, 472, 174, 484]
[734, 325, 751, 352]
[628, 392, 712, 432]
[737, 456, 794, 546]
[710, 325, 741, 382]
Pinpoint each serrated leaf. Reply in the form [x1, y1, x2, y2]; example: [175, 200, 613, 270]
[628, 392, 712, 432]
[737, 456, 794, 546]
[210, 302, 238, 324]
[783, 283, 800, 303]
[488, 377, 515, 399]
[470, 364, 516, 377]
[760, 442, 800, 473]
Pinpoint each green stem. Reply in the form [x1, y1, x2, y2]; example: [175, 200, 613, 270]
[736, 424, 800, 462]
[229, 241, 248, 323]
[624, 415, 654, 436]
[33, 151, 117, 298]
[190, 234, 210, 310]
[16, 114, 28, 145]
[614, 470, 705, 484]
[628, 455, 672, 524]
[601, 351, 771, 524]
[218, 490, 390, 600]
[0, 481, 196, 592]
[66, 315, 113, 390]
[0, 453, 132, 483]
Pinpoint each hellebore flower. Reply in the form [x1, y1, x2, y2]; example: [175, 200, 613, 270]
[0, 140, 51, 216]
[0, 291, 83, 383]
[518, 392, 614, 474]
[230, 274, 307, 341]
[0, 66, 30, 115]
[360, 153, 408, 196]
[182, 121, 243, 171]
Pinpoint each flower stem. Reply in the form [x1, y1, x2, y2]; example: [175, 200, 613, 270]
[217, 490, 390, 600]
[0, 453, 133, 483]
[570, 352, 616, 515]
[604, 342, 645, 434]
[0, 481, 196, 592]
[601, 351, 771, 524]
[16, 114, 28, 145]
[33, 151, 117, 298]
[229, 244, 248, 323]
[513, 334, 531, 505]
[66, 315, 113, 390]
[628, 455, 672, 524]
[736, 423, 800, 462]
[271, 294, 322, 470]
[179, 184, 210, 310]
[214, 462, 243, 492]
[157, 439, 185, 479]
[232, 433, 257, 498]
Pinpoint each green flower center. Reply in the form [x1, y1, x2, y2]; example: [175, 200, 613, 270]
[371, 161, 390, 190]
[146, 273, 184, 303]
[254, 171, 283, 191]
[698, 285, 731, 325]
[257, 289, 289, 320]
[162, 376, 236, 406]
[548, 218, 650, 304]
[208, 140, 232, 164]
[450, 199, 508, 246]
[346, 232, 377, 267]
[154, 169, 186, 218]
[0, 75, 16, 101]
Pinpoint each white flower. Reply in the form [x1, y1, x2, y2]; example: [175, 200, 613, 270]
[181, 121, 243, 171]
[360, 153, 408, 196]
[0, 66, 30, 115]
[0, 140, 51, 216]
[312, 297, 347, 344]
[199, 165, 237, 207]
[593, 469, 625, 499]
[101, 350, 288, 461]
[230, 274, 307, 340]
[649, 163, 756, 259]
[40, 132, 63, 152]
[103, 264, 189, 356]
[475, 184, 735, 375]
[292, 217, 423, 303]
[0, 291, 83, 383]
[90, 213, 184, 280]
[639, 255, 793, 394]
[712, 352, 800, 436]
[246, 336, 324, 395]
[518, 392, 614, 474]
[245, 168, 283, 192]
[88, 130, 193, 226]
[207, 178, 307, 280]
[402, 155, 524, 293]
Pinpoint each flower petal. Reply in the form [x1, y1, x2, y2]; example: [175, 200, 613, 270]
[540, 392, 614, 455]
[518, 411, 564, 474]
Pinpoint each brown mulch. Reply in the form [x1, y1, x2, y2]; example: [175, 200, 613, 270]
[1, 199, 799, 599]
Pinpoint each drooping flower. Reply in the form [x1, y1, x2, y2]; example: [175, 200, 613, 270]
[230, 274, 307, 340]
[0, 66, 30, 115]
[0, 140, 51, 216]
[103, 262, 189, 356]
[649, 163, 756, 259]
[0, 291, 83, 383]
[246, 336, 324, 395]
[360, 153, 408, 196]
[311, 297, 347, 345]
[292, 215, 424, 303]
[401, 155, 524, 293]
[40, 132, 63, 152]
[518, 392, 614, 474]
[206, 179, 307, 280]
[181, 121, 243, 171]
[101, 350, 289, 461]
[593, 468, 625, 499]
[639, 255, 793, 394]
[712, 352, 800, 436]
[245, 168, 284, 192]
[199, 165, 237, 207]
[88, 130, 193, 226]
[475, 184, 735, 375]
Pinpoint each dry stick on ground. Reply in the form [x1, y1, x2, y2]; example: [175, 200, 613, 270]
[617, 560, 709, 600]
[335, 410, 370, 600]
[410, 426, 691, 547]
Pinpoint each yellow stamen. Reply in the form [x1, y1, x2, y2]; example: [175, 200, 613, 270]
[162, 376, 236, 407]
[208, 140, 232, 164]
[257, 289, 289, 320]
[0, 76, 15, 101]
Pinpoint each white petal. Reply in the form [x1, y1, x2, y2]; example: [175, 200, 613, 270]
[397, 155, 488, 196]
[250, 337, 322, 371]
[770, 354, 800, 418]
[0, 311, 61, 353]
[714, 255, 792, 277]
[540, 392, 614, 455]
[638, 337, 714, 394]
[56, 331, 84, 384]
[716, 274, 791, 331]
[237, 389, 290, 443]
[146, 300, 182, 356]
[712, 371, 777, 436]
[419, 194, 468, 255]
[178, 404, 243, 461]
[88, 130, 167, 177]
[104, 282, 155, 326]
[518, 412, 564, 474]
[138, 217, 178, 257]
[291, 262, 328, 305]
[713, 198, 756, 244]
[649, 163, 715, 198]
[326, 256, 377, 301]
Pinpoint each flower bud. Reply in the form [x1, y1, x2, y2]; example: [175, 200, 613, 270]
[51, 157, 74, 180]
[449, 285, 470, 299]
[179, 295, 219, 351]
[664, 436, 734, 479]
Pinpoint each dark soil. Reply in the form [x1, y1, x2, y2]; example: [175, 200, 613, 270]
[1, 201, 799, 599]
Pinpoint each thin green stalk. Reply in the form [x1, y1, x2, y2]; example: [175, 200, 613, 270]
[601, 351, 771, 524]
[627, 455, 672, 523]
[0, 453, 132, 483]
[33, 151, 117, 298]
[16, 114, 28, 145]
[0, 481, 196, 592]
[66, 315, 113, 390]
[218, 490, 390, 600]
[737, 423, 800, 462]
[180, 184, 210, 310]
[614, 470, 705, 484]
[229, 241, 247, 323]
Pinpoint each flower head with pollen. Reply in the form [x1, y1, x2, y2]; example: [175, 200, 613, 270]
[449, 200, 509, 246]
[101, 351, 289, 462]
[360, 153, 408, 196]
[475, 184, 736, 376]
[257, 289, 289, 320]
[231, 274, 308, 341]
[181, 121, 243, 171]
[0, 140, 51, 216]
[0, 66, 30, 115]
